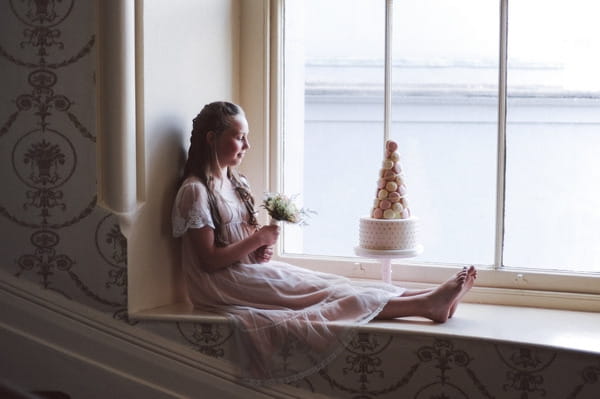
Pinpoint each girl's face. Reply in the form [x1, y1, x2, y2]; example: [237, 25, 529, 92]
[215, 114, 250, 168]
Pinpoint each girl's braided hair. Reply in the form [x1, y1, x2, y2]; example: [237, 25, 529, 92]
[183, 101, 258, 246]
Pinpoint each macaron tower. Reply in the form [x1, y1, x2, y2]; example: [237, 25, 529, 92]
[372, 140, 410, 220]
[357, 139, 420, 252]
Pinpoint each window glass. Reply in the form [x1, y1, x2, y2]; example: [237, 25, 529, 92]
[282, 0, 385, 256]
[283, 0, 498, 266]
[391, 0, 498, 264]
[504, 0, 600, 272]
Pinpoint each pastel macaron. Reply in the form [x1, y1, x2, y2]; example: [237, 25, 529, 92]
[372, 207, 384, 218]
[386, 140, 398, 152]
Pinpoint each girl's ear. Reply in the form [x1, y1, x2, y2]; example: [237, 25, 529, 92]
[206, 130, 216, 144]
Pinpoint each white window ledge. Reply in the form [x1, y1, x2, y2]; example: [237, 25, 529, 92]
[132, 300, 600, 357]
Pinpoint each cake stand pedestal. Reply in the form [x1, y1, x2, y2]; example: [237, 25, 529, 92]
[354, 246, 423, 284]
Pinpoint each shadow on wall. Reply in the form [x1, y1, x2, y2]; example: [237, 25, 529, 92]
[147, 118, 188, 237]
[126, 116, 190, 313]
[149, 116, 188, 284]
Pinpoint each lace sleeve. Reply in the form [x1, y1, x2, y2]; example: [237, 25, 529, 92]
[172, 181, 215, 237]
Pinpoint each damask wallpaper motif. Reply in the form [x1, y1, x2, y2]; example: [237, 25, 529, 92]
[0, 0, 128, 317]
[0, 2, 599, 398]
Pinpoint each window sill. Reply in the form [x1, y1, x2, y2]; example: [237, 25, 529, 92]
[131, 300, 600, 357]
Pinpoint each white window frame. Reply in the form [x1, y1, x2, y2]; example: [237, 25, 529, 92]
[261, 0, 600, 312]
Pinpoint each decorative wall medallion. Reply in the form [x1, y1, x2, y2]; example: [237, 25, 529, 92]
[9, 0, 74, 58]
[417, 339, 471, 383]
[10, 0, 75, 28]
[27, 68, 57, 87]
[497, 345, 556, 398]
[95, 214, 127, 295]
[10, 128, 75, 223]
[13, 128, 75, 188]
[343, 332, 389, 387]
[177, 322, 233, 358]
[318, 332, 420, 396]
[16, 68, 72, 129]
[95, 214, 127, 267]
[106, 267, 127, 295]
[16, 229, 74, 287]
[412, 339, 473, 399]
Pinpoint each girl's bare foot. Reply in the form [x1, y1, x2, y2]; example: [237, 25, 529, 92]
[448, 265, 477, 318]
[425, 268, 468, 323]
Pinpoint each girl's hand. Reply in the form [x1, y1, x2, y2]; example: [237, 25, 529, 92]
[257, 225, 279, 246]
[254, 245, 274, 263]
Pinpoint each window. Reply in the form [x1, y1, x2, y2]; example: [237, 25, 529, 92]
[275, 0, 600, 302]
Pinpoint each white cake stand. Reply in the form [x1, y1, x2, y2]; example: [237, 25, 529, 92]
[354, 245, 424, 284]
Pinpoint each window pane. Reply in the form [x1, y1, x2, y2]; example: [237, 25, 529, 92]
[391, 0, 498, 265]
[505, 0, 600, 272]
[282, 0, 385, 256]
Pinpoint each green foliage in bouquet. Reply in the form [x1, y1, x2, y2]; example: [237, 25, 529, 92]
[262, 193, 315, 225]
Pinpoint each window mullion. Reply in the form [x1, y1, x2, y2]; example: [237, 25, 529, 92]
[384, 0, 393, 144]
[494, 0, 509, 270]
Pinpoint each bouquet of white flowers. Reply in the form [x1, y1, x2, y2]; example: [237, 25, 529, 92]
[262, 193, 314, 225]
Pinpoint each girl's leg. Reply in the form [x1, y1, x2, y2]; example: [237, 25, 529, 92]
[400, 287, 434, 297]
[399, 266, 477, 297]
[376, 267, 473, 323]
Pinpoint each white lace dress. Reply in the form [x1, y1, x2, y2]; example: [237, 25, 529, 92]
[172, 176, 405, 385]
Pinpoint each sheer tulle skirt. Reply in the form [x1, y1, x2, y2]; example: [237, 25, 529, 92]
[187, 261, 404, 385]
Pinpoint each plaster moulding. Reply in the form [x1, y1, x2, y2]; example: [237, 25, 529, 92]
[95, 0, 144, 236]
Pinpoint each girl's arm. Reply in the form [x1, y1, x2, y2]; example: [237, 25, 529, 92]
[187, 224, 279, 273]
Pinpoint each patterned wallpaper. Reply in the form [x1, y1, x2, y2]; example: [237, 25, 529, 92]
[0, 0, 128, 316]
[1, 2, 599, 398]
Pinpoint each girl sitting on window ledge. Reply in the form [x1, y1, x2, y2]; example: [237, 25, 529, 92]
[172, 101, 477, 385]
